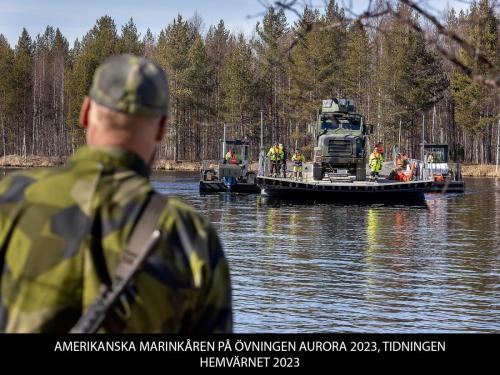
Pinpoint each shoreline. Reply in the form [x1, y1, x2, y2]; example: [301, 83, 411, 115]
[459, 165, 499, 178]
[0, 154, 209, 171]
[1, 155, 499, 177]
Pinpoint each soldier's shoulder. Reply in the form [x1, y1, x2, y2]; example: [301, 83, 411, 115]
[159, 195, 215, 239]
[163, 196, 207, 223]
[0, 168, 54, 193]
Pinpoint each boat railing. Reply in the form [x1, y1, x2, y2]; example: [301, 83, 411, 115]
[406, 158, 432, 181]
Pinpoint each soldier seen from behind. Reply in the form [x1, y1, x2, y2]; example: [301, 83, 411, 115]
[0, 54, 232, 333]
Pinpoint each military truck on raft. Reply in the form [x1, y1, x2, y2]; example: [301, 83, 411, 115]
[312, 98, 373, 181]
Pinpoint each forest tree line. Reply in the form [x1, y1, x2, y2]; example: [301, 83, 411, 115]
[0, 0, 498, 164]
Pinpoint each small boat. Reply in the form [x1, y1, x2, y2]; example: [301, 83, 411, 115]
[422, 144, 465, 193]
[199, 138, 260, 193]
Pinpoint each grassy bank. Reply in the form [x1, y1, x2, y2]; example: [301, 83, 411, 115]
[153, 159, 205, 171]
[461, 164, 499, 177]
[0, 154, 211, 171]
[0, 155, 66, 168]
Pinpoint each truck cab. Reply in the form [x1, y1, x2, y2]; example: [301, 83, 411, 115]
[423, 144, 450, 180]
[313, 98, 372, 181]
[218, 139, 251, 185]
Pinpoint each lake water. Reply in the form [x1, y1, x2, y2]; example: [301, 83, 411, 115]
[1, 168, 498, 332]
[152, 173, 499, 333]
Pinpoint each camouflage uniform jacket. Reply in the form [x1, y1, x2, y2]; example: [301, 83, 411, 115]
[0, 146, 232, 333]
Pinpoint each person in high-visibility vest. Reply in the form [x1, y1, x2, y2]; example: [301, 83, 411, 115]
[369, 147, 383, 181]
[291, 149, 305, 180]
[267, 143, 283, 177]
[225, 149, 239, 165]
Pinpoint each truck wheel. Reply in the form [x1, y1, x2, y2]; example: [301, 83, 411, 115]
[313, 163, 323, 181]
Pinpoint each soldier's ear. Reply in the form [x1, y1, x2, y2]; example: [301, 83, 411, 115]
[155, 116, 167, 142]
[79, 96, 91, 128]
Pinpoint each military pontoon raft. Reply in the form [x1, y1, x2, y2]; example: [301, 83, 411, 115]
[255, 98, 435, 202]
[257, 175, 434, 202]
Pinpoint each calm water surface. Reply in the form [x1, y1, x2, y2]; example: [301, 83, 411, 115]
[152, 173, 499, 333]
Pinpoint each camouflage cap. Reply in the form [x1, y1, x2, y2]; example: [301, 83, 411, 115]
[89, 54, 169, 117]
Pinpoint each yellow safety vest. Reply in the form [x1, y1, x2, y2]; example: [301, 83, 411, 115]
[292, 154, 304, 166]
[369, 152, 383, 172]
[267, 147, 282, 161]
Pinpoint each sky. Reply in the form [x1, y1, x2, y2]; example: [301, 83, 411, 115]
[0, 0, 471, 47]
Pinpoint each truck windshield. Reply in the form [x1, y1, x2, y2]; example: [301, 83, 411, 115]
[425, 148, 447, 163]
[340, 121, 361, 130]
[321, 116, 339, 130]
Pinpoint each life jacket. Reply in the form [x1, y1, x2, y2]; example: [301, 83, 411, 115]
[267, 147, 280, 161]
[394, 170, 405, 181]
[396, 162, 416, 181]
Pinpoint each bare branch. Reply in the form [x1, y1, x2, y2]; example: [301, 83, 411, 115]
[398, 0, 494, 71]
[266, 0, 500, 89]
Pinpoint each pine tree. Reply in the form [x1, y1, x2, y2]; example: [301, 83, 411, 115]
[120, 18, 143, 55]
[285, 5, 348, 153]
[451, 0, 498, 163]
[154, 14, 196, 161]
[221, 34, 257, 139]
[142, 28, 156, 59]
[66, 16, 120, 151]
[205, 20, 230, 131]
[186, 35, 211, 159]
[13, 28, 33, 158]
[52, 29, 70, 155]
[377, 7, 448, 153]
[344, 22, 371, 114]
[0, 34, 15, 158]
[286, 8, 322, 126]
[320, 0, 348, 94]
[255, 8, 289, 144]
[31, 26, 69, 156]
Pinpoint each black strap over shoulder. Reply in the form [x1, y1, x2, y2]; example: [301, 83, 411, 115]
[114, 192, 167, 282]
[71, 191, 167, 333]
